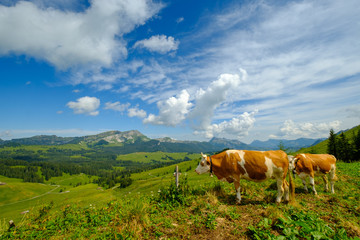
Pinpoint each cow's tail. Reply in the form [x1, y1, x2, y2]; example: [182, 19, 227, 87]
[288, 166, 295, 203]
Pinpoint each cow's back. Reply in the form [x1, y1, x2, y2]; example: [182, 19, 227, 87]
[295, 153, 336, 174]
[221, 150, 288, 181]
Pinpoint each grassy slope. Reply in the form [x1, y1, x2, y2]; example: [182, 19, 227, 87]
[1, 158, 360, 239]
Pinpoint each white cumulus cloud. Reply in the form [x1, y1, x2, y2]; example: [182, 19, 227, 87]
[196, 110, 257, 139]
[144, 90, 192, 126]
[189, 70, 246, 130]
[0, 0, 162, 69]
[273, 120, 342, 139]
[67, 96, 100, 116]
[134, 35, 179, 54]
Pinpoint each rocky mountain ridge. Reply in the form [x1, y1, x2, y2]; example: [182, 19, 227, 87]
[0, 130, 324, 152]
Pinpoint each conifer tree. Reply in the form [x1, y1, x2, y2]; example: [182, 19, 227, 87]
[353, 130, 360, 160]
[327, 129, 337, 158]
[337, 133, 352, 162]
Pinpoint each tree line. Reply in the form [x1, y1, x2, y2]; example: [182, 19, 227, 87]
[327, 128, 360, 162]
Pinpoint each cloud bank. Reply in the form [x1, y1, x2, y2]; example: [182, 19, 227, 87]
[0, 0, 162, 69]
[271, 120, 342, 139]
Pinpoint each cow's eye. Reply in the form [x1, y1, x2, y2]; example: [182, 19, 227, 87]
[200, 161, 205, 166]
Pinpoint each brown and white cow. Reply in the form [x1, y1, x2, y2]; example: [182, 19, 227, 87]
[195, 150, 291, 203]
[288, 153, 336, 194]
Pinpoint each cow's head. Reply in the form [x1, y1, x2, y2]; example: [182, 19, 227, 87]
[195, 152, 210, 174]
[287, 155, 297, 177]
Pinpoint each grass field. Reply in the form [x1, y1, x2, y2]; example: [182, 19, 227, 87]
[1, 159, 359, 239]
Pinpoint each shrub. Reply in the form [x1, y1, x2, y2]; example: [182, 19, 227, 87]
[154, 175, 192, 208]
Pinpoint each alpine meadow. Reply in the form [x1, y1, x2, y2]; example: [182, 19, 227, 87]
[1, 126, 360, 239]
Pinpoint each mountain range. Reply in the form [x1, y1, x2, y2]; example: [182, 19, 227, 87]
[0, 130, 324, 153]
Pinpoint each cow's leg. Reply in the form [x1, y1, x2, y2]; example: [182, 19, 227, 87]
[329, 168, 336, 194]
[283, 179, 289, 202]
[298, 173, 308, 192]
[276, 178, 284, 203]
[309, 174, 317, 195]
[234, 181, 241, 203]
[322, 174, 329, 192]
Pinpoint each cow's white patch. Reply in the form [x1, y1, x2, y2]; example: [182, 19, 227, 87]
[237, 151, 249, 179]
[264, 157, 273, 178]
[195, 154, 210, 174]
[238, 150, 245, 160]
[226, 150, 239, 156]
[301, 154, 306, 158]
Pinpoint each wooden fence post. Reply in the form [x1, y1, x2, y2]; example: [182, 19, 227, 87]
[175, 165, 179, 188]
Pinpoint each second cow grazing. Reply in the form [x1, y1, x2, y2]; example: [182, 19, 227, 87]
[195, 150, 294, 204]
[288, 153, 337, 194]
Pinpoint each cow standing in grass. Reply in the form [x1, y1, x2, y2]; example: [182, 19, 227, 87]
[195, 150, 293, 203]
[288, 153, 336, 194]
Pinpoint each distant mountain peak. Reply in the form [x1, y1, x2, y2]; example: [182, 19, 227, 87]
[0, 129, 330, 152]
[79, 130, 149, 144]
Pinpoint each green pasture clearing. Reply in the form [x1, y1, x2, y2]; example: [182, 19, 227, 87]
[0, 144, 89, 153]
[0, 174, 106, 223]
[0, 183, 115, 224]
[46, 173, 97, 186]
[116, 151, 198, 163]
[0, 176, 55, 205]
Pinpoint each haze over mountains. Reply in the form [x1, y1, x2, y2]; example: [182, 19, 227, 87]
[0, 130, 324, 152]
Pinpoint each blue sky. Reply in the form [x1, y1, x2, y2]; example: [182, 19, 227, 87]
[0, 0, 359, 143]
